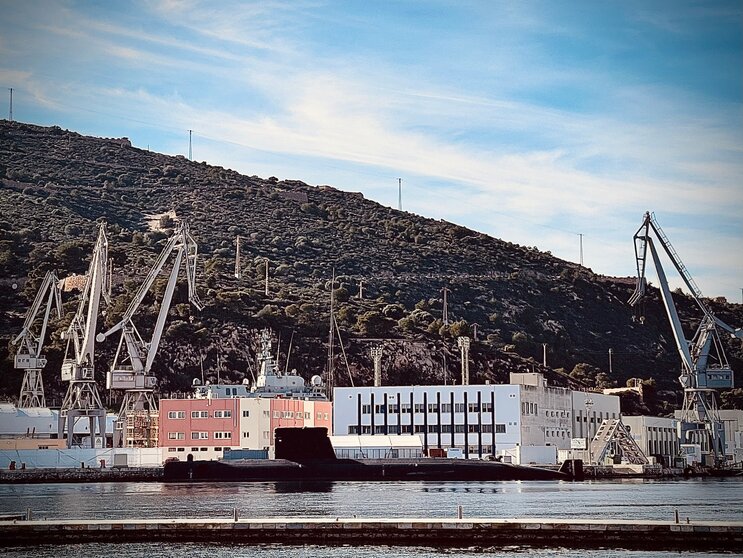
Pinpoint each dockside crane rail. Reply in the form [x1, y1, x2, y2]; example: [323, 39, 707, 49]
[95, 219, 203, 447]
[11, 270, 63, 408]
[629, 211, 741, 465]
[59, 223, 111, 448]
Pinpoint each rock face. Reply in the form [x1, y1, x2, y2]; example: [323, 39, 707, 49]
[0, 120, 741, 413]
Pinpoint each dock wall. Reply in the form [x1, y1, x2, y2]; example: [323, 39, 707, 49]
[1, 517, 741, 551]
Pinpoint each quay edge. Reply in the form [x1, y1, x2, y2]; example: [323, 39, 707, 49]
[1, 517, 742, 551]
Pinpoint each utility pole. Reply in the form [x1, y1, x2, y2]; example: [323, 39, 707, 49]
[8, 88, 12, 121]
[608, 348, 613, 375]
[579, 233, 584, 267]
[442, 286, 450, 326]
[188, 129, 192, 160]
[326, 268, 336, 400]
[264, 258, 269, 296]
[471, 323, 479, 341]
[234, 236, 241, 279]
[370, 345, 383, 387]
[542, 343, 548, 367]
[457, 336, 470, 386]
[398, 178, 402, 211]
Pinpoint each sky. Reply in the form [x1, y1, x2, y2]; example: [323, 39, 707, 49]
[1, 0, 741, 302]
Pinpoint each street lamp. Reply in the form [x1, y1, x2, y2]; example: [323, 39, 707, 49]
[585, 398, 594, 465]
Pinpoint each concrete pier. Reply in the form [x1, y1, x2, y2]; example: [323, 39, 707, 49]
[1, 517, 741, 551]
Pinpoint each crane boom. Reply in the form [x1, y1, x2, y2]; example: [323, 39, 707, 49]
[96, 219, 202, 448]
[58, 223, 110, 449]
[629, 211, 738, 465]
[11, 270, 63, 407]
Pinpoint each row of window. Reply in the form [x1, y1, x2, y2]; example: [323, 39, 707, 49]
[167, 410, 233, 419]
[363, 402, 495, 415]
[167, 447, 231, 453]
[168, 431, 232, 440]
[349, 424, 507, 435]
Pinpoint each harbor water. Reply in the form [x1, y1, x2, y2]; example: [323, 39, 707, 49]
[2, 477, 742, 556]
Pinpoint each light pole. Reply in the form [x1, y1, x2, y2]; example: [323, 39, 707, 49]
[585, 398, 594, 465]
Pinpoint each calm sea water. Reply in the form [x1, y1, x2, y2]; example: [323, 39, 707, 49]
[2, 478, 742, 557]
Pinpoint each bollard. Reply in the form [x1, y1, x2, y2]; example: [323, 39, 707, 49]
[457, 505, 463, 519]
[20, 463, 25, 470]
[675, 510, 679, 524]
[26, 508, 32, 521]
[233, 507, 239, 522]
[686, 517, 690, 524]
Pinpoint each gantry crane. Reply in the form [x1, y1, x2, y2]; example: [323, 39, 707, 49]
[96, 220, 203, 448]
[59, 224, 110, 448]
[11, 271, 63, 408]
[629, 211, 743, 465]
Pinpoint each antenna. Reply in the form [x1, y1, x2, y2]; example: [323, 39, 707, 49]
[542, 343, 548, 367]
[579, 233, 584, 266]
[398, 178, 402, 211]
[326, 267, 336, 399]
[188, 129, 192, 160]
[8, 88, 12, 121]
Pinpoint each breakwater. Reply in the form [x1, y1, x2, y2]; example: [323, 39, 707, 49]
[0, 467, 163, 484]
[1, 516, 741, 551]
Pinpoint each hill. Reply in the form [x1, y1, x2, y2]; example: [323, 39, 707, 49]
[1, 120, 741, 414]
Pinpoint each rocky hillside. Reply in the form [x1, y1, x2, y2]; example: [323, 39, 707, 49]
[1, 120, 741, 414]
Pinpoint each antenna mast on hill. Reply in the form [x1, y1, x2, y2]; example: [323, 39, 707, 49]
[188, 129, 192, 160]
[442, 286, 451, 325]
[398, 178, 402, 211]
[579, 233, 584, 266]
[8, 88, 12, 121]
[326, 268, 336, 399]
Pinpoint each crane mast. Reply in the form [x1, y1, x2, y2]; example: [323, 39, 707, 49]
[11, 270, 63, 408]
[58, 223, 110, 448]
[96, 220, 203, 448]
[629, 212, 741, 465]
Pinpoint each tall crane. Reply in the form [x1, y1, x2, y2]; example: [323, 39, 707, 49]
[59, 224, 110, 448]
[96, 220, 203, 448]
[11, 271, 63, 408]
[629, 211, 742, 465]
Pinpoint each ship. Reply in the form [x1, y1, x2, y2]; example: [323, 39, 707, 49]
[163, 427, 575, 482]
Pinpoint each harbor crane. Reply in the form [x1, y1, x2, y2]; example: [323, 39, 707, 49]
[11, 271, 63, 408]
[96, 220, 203, 448]
[629, 211, 743, 465]
[59, 224, 110, 448]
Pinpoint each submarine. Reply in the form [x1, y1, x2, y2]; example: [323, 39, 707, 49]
[163, 427, 577, 482]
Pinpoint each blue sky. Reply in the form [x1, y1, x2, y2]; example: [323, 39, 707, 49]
[1, 1, 741, 301]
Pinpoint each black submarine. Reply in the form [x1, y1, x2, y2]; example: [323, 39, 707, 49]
[163, 427, 579, 482]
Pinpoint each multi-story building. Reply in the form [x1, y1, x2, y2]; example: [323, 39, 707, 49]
[622, 415, 680, 466]
[571, 390, 621, 442]
[159, 330, 331, 461]
[333, 372, 620, 460]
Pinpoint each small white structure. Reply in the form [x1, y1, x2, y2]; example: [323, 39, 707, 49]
[499, 445, 557, 465]
[329, 435, 423, 459]
[622, 415, 680, 466]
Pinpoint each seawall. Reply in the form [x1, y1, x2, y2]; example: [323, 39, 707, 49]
[1, 517, 741, 551]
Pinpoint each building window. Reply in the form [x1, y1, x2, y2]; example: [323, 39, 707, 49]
[401, 425, 412, 433]
[213, 410, 232, 418]
[388, 425, 400, 434]
[348, 425, 359, 434]
[468, 424, 480, 433]
[191, 411, 208, 419]
[242, 410, 250, 418]
[455, 425, 465, 433]
[243, 432, 250, 438]
[482, 424, 493, 433]
[214, 432, 232, 440]
[305, 412, 311, 419]
[263, 411, 270, 417]
[441, 403, 452, 413]
[273, 411, 280, 418]
[441, 424, 452, 433]
[168, 411, 185, 419]
[427, 424, 440, 433]
[428, 404, 439, 413]
[361, 404, 372, 414]
[168, 448, 177, 452]
[191, 447, 199, 452]
[401, 403, 411, 413]
[414, 403, 425, 413]
[323, 413, 328, 420]
[468, 403, 479, 413]
[375, 426, 386, 434]
[191, 432, 209, 440]
[495, 424, 506, 433]
[388, 404, 399, 413]
[375, 405, 386, 414]
[455, 403, 465, 413]
[481, 402, 493, 413]
[414, 425, 426, 433]
[168, 432, 184, 440]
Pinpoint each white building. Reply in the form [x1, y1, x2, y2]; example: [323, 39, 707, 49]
[333, 373, 620, 461]
[571, 391, 621, 443]
[622, 415, 680, 466]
